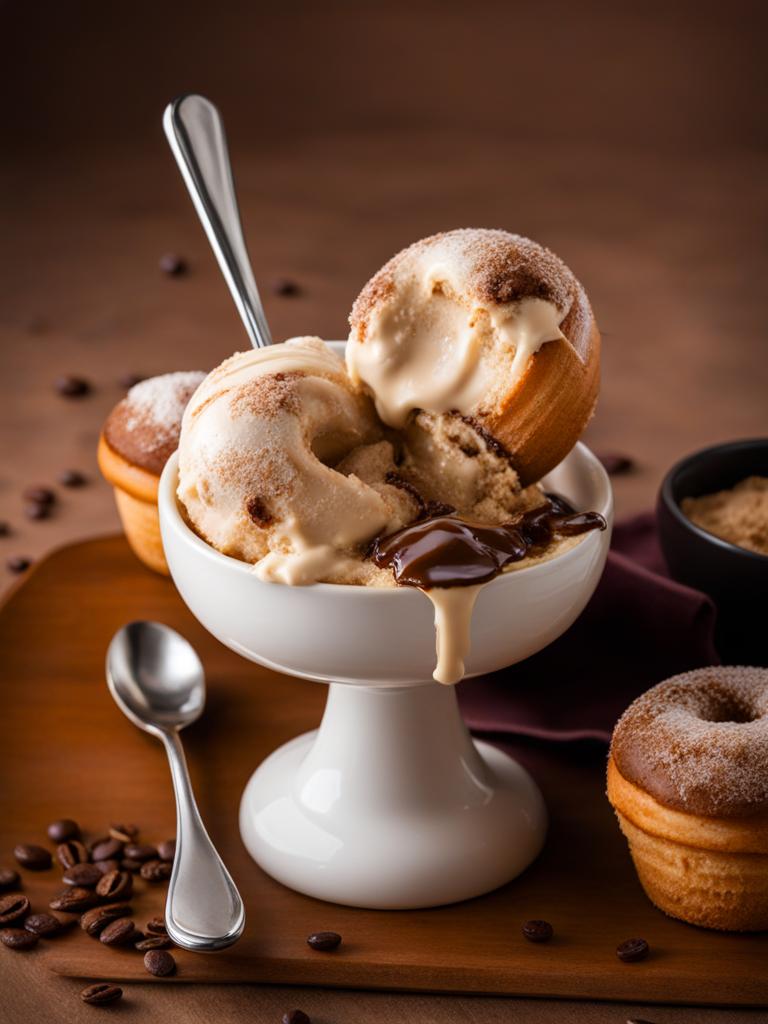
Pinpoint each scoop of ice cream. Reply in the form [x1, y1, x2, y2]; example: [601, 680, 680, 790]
[176, 337, 419, 584]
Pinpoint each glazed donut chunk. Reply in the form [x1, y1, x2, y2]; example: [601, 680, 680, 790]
[608, 666, 768, 931]
[176, 337, 419, 585]
[347, 228, 599, 486]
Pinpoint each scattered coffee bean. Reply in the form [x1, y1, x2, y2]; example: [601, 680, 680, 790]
[50, 887, 99, 913]
[616, 937, 650, 963]
[95, 859, 120, 875]
[157, 839, 176, 863]
[124, 843, 157, 863]
[522, 919, 553, 943]
[119, 372, 145, 389]
[283, 1011, 311, 1024]
[24, 502, 51, 521]
[120, 858, 142, 873]
[145, 917, 167, 936]
[0, 521, 10, 537]
[63, 863, 103, 888]
[6, 556, 31, 574]
[80, 902, 131, 937]
[144, 948, 176, 976]
[0, 869, 20, 892]
[95, 870, 132, 900]
[0, 893, 30, 925]
[135, 935, 172, 951]
[14, 843, 52, 871]
[597, 452, 635, 476]
[55, 375, 91, 398]
[108, 824, 139, 843]
[22, 486, 55, 506]
[140, 859, 171, 882]
[24, 913, 63, 937]
[0, 927, 38, 950]
[91, 838, 124, 862]
[59, 468, 88, 487]
[56, 839, 89, 869]
[271, 277, 301, 297]
[80, 983, 123, 1006]
[47, 818, 80, 843]
[159, 253, 187, 276]
[99, 918, 137, 947]
[306, 930, 342, 952]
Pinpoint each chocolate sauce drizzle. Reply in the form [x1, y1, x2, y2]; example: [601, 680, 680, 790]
[372, 493, 606, 589]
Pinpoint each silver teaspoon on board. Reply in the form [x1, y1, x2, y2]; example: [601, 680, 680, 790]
[163, 93, 272, 350]
[106, 621, 245, 951]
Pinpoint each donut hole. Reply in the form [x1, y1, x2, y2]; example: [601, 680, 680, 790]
[700, 697, 756, 724]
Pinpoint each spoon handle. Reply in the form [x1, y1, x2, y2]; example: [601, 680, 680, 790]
[163, 93, 272, 350]
[161, 728, 245, 950]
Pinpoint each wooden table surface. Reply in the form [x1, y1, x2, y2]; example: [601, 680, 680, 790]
[1, 1, 767, 1019]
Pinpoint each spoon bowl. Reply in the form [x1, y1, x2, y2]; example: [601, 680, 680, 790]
[107, 621, 205, 733]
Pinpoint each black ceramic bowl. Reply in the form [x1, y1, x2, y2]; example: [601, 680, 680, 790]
[657, 438, 768, 610]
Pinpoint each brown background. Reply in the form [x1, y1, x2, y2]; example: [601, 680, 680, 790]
[1, 1, 767, 1020]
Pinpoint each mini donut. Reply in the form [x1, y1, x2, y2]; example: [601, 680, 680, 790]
[346, 228, 599, 486]
[607, 666, 768, 931]
[176, 337, 419, 585]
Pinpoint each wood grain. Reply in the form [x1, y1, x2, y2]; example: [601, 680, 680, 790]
[0, 536, 766, 1006]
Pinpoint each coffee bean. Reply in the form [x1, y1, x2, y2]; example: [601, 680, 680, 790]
[58, 469, 87, 488]
[49, 910, 79, 930]
[146, 916, 167, 935]
[159, 253, 187, 276]
[63, 863, 102, 888]
[56, 839, 89, 869]
[96, 870, 132, 900]
[120, 858, 142, 873]
[6, 556, 31, 574]
[47, 819, 80, 843]
[306, 930, 342, 951]
[144, 948, 176, 976]
[99, 918, 137, 947]
[271, 277, 301, 297]
[157, 839, 176, 863]
[95, 859, 120, 875]
[24, 502, 51, 521]
[283, 1011, 311, 1024]
[91, 838, 124, 862]
[522, 919, 553, 943]
[626, 1019, 659, 1024]
[135, 935, 172, 951]
[124, 843, 157, 863]
[119, 372, 145, 389]
[80, 902, 131, 937]
[0, 869, 20, 891]
[616, 937, 650, 963]
[49, 887, 99, 913]
[140, 859, 171, 882]
[55, 375, 90, 398]
[0, 893, 30, 925]
[0, 927, 38, 950]
[597, 452, 635, 476]
[24, 913, 63, 937]
[80, 983, 123, 1006]
[0, 521, 10, 537]
[22, 486, 55, 506]
[108, 824, 139, 843]
[14, 843, 52, 871]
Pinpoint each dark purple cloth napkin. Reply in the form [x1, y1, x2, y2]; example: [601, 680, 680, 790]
[458, 512, 720, 744]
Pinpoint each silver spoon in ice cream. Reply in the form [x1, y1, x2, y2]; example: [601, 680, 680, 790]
[106, 621, 245, 951]
[163, 93, 272, 349]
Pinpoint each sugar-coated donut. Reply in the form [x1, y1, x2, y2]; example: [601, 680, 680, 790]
[347, 228, 599, 486]
[607, 666, 768, 931]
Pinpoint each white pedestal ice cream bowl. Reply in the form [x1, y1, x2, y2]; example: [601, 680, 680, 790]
[159, 423, 612, 909]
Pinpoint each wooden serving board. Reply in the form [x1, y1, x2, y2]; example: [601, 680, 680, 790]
[1, 536, 766, 1006]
